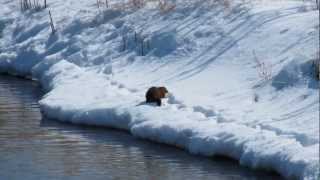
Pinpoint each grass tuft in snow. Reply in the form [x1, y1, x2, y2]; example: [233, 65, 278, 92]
[48, 10, 56, 34]
[19, 0, 46, 11]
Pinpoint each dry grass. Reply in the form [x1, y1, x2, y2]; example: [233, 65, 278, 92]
[253, 50, 273, 82]
[20, 0, 45, 11]
[48, 10, 56, 34]
[130, 0, 146, 8]
[97, 0, 239, 14]
[156, 0, 176, 14]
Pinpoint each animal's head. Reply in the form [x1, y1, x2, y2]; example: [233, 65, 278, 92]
[158, 86, 169, 98]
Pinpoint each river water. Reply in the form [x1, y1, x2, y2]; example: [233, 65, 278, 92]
[0, 75, 283, 180]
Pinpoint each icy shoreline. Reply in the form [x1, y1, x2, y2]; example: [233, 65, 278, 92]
[0, 0, 319, 179]
[0, 55, 318, 180]
[33, 59, 318, 180]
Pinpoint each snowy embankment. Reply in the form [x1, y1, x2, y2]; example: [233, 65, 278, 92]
[0, 0, 319, 179]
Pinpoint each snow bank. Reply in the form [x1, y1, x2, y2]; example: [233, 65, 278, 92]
[0, 0, 319, 179]
[33, 60, 318, 180]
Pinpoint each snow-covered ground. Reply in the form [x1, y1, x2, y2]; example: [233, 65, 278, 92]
[0, 0, 319, 179]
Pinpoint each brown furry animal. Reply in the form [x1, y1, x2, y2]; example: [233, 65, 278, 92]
[145, 86, 169, 106]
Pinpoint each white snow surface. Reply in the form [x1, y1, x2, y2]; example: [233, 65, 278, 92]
[0, 0, 319, 179]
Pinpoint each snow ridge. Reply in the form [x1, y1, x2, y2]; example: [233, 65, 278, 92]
[34, 59, 318, 180]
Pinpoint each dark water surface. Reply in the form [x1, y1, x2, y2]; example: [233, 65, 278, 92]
[0, 75, 284, 180]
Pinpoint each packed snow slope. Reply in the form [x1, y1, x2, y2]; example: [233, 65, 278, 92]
[0, 0, 319, 179]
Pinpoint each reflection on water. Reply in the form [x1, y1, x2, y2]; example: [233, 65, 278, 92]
[0, 75, 283, 180]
